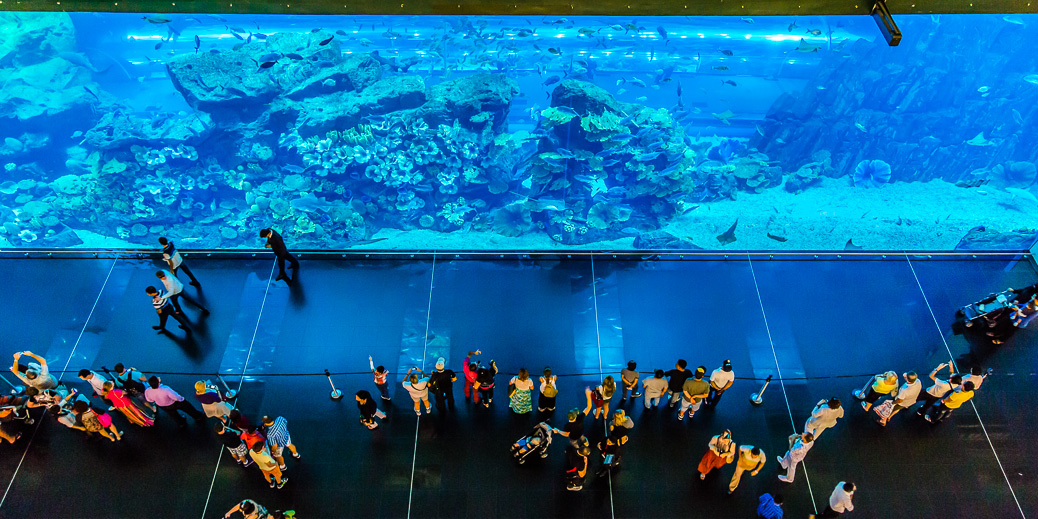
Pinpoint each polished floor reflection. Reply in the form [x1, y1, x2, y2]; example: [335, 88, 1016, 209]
[0, 254, 1032, 518]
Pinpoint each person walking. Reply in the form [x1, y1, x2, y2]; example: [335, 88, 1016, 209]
[619, 361, 641, 403]
[916, 362, 958, 417]
[815, 481, 855, 517]
[925, 381, 975, 423]
[101, 381, 153, 427]
[538, 367, 558, 412]
[462, 350, 482, 404]
[261, 415, 300, 470]
[641, 369, 669, 409]
[249, 441, 287, 489]
[705, 360, 734, 408]
[854, 371, 898, 412]
[259, 228, 299, 283]
[509, 368, 534, 414]
[146, 286, 191, 333]
[10, 351, 58, 391]
[473, 359, 498, 408]
[215, 422, 251, 467]
[78, 369, 109, 398]
[679, 366, 710, 421]
[356, 390, 385, 430]
[368, 356, 391, 402]
[804, 398, 844, 439]
[553, 388, 593, 447]
[728, 445, 766, 494]
[403, 367, 432, 415]
[194, 381, 232, 423]
[878, 372, 921, 426]
[158, 236, 200, 286]
[156, 270, 208, 314]
[111, 363, 154, 412]
[428, 357, 457, 412]
[590, 376, 616, 419]
[144, 376, 205, 427]
[665, 359, 692, 408]
[71, 400, 122, 442]
[697, 429, 736, 479]
[776, 432, 814, 483]
[757, 493, 784, 519]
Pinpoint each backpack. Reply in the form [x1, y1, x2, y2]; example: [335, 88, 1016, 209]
[542, 376, 558, 398]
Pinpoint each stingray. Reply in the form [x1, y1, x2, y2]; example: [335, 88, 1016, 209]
[845, 239, 863, 250]
[716, 219, 738, 245]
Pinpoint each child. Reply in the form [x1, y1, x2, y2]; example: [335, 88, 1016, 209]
[368, 356, 390, 401]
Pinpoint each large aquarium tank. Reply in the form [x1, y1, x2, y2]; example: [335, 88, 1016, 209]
[1, 12, 1037, 251]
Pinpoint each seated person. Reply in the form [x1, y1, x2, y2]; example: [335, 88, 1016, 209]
[1010, 295, 1038, 328]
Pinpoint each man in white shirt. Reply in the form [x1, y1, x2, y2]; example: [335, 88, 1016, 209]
[962, 366, 988, 391]
[159, 236, 201, 286]
[880, 372, 921, 426]
[77, 369, 109, 398]
[916, 362, 959, 417]
[156, 270, 208, 314]
[804, 398, 844, 439]
[10, 351, 58, 391]
[777, 432, 814, 483]
[815, 481, 855, 517]
[704, 360, 735, 408]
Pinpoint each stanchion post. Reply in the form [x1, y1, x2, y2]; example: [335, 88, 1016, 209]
[326, 369, 343, 401]
[215, 373, 239, 401]
[750, 375, 772, 406]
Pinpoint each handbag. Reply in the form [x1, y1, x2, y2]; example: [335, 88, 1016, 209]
[374, 409, 386, 419]
[873, 399, 895, 419]
[543, 377, 558, 398]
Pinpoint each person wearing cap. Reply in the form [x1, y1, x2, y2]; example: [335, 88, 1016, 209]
[878, 372, 920, 426]
[679, 366, 710, 421]
[697, 429, 735, 480]
[428, 357, 457, 412]
[194, 380, 232, 423]
[804, 398, 844, 439]
[619, 361, 641, 402]
[705, 360, 734, 408]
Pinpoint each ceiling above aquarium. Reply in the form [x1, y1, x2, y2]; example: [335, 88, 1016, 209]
[1, 0, 1037, 16]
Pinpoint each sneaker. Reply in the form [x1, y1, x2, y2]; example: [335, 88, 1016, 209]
[414, 408, 421, 416]
[381, 396, 391, 401]
[291, 452, 300, 459]
[189, 281, 201, 287]
[924, 414, 934, 423]
[860, 401, 869, 411]
[269, 480, 276, 488]
[632, 392, 642, 397]
[152, 326, 164, 330]
[776, 456, 787, 469]
[277, 477, 288, 489]
[279, 464, 287, 470]
[777, 475, 791, 483]
[677, 412, 685, 421]
[699, 473, 706, 480]
[275, 274, 288, 282]
[243, 458, 254, 467]
[425, 406, 432, 413]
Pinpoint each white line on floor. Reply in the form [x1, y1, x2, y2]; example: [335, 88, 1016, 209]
[746, 256, 818, 515]
[589, 254, 616, 519]
[200, 261, 276, 519]
[905, 254, 1027, 519]
[407, 254, 436, 519]
[0, 257, 118, 509]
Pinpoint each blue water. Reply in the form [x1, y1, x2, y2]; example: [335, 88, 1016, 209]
[1, 12, 1036, 250]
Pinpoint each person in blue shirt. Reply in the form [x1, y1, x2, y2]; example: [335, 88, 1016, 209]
[758, 493, 784, 518]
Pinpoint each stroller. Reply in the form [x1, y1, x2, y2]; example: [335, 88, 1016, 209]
[957, 289, 1018, 328]
[510, 422, 552, 464]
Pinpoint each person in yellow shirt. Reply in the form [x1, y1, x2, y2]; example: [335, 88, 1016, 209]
[854, 371, 898, 412]
[728, 445, 766, 493]
[926, 381, 975, 423]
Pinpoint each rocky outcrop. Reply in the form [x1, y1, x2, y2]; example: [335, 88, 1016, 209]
[420, 73, 519, 133]
[274, 76, 426, 137]
[633, 230, 704, 250]
[955, 226, 1038, 250]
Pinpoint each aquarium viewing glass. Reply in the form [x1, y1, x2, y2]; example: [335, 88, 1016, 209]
[0, 12, 1036, 251]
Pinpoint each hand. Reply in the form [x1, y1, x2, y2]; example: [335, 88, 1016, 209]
[368, 356, 372, 361]
[475, 349, 481, 355]
[751, 471, 759, 476]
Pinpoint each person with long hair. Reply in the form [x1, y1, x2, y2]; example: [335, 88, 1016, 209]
[102, 381, 153, 427]
[697, 429, 736, 480]
[356, 390, 384, 430]
[71, 400, 122, 442]
[538, 367, 558, 412]
[509, 368, 534, 414]
[590, 376, 616, 420]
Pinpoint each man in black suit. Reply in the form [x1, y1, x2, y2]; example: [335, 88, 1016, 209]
[260, 228, 299, 282]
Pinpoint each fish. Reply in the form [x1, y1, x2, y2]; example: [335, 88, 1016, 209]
[618, 77, 647, 88]
[70, 130, 83, 139]
[282, 165, 304, 173]
[548, 47, 561, 55]
[712, 66, 729, 71]
[712, 110, 736, 125]
[805, 29, 822, 35]
[796, 39, 822, 52]
[253, 33, 268, 40]
[285, 53, 304, 60]
[966, 132, 996, 146]
[767, 233, 788, 242]
[142, 15, 173, 23]
[319, 36, 334, 45]
[977, 86, 990, 93]
[154, 39, 165, 50]
[194, 35, 201, 53]
[1012, 108, 1024, 125]
[656, 26, 668, 39]
[854, 123, 867, 133]
[1006, 187, 1038, 205]
[228, 26, 247, 33]
[554, 106, 579, 117]
[259, 52, 281, 62]
[542, 75, 562, 86]
[232, 32, 245, 41]
[721, 80, 737, 87]
[636, 96, 647, 102]
[844, 239, 863, 250]
[720, 50, 733, 56]
[755, 125, 764, 136]
[741, 17, 754, 24]
[1003, 15, 1025, 25]
[716, 219, 738, 245]
[788, 20, 799, 32]
[1024, 74, 1038, 85]
[335, 29, 349, 36]
[310, 28, 323, 33]
[259, 61, 278, 69]
[610, 133, 635, 143]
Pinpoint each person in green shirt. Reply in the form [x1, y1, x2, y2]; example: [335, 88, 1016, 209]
[679, 366, 711, 421]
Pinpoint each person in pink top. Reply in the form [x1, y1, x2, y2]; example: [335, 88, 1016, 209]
[102, 381, 153, 427]
[462, 350, 482, 404]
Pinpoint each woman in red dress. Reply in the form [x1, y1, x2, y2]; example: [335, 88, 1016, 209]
[102, 381, 154, 427]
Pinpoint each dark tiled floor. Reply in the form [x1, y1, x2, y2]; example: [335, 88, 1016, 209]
[0, 255, 1032, 518]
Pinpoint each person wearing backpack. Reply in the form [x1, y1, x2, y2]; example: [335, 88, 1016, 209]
[473, 360, 498, 408]
[538, 367, 558, 412]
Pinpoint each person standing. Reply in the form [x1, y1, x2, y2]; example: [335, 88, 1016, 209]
[215, 422, 251, 467]
[804, 398, 844, 439]
[223, 499, 266, 519]
[10, 351, 58, 391]
[156, 270, 208, 314]
[619, 361, 641, 402]
[259, 228, 299, 283]
[509, 368, 534, 414]
[102, 382, 153, 427]
[728, 445, 766, 494]
[590, 376, 616, 419]
[538, 367, 558, 413]
[261, 415, 301, 470]
[428, 358, 457, 412]
[879, 372, 921, 426]
[71, 400, 122, 442]
[697, 429, 736, 479]
[776, 432, 814, 483]
[144, 376, 205, 427]
[757, 493, 784, 519]
[855, 371, 898, 412]
[356, 390, 385, 430]
[641, 369, 669, 409]
[111, 363, 154, 412]
[194, 381, 232, 423]
[962, 366, 988, 391]
[146, 286, 191, 333]
[249, 441, 287, 489]
[596, 410, 633, 475]
[679, 366, 710, 421]
[816, 482, 855, 517]
[705, 360, 734, 408]
[925, 381, 975, 423]
[77, 369, 109, 398]
[462, 350, 482, 404]
[403, 367, 432, 415]
[665, 359, 692, 408]
[158, 236, 200, 286]
[916, 363, 958, 417]
[473, 359, 498, 408]
[553, 388, 593, 447]
[368, 356, 391, 402]
[564, 437, 591, 491]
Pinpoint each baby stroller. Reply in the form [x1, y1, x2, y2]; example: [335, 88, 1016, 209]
[958, 289, 1017, 328]
[510, 422, 552, 464]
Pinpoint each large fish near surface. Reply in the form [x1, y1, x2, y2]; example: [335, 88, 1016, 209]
[289, 193, 347, 213]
